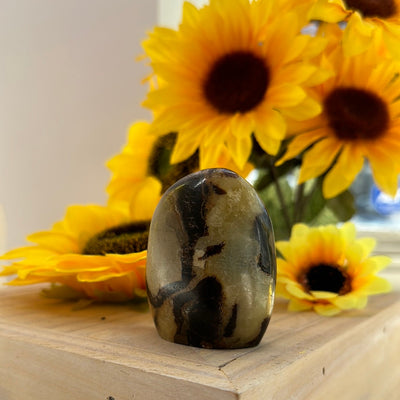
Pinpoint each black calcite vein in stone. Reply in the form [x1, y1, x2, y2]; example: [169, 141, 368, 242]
[173, 276, 224, 348]
[174, 176, 210, 282]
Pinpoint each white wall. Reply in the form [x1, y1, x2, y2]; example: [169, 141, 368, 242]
[0, 205, 5, 254]
[158, 0, 207, 27]
[0, 0, 157, 250]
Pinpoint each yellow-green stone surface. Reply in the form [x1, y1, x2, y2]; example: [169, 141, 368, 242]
[146, 168, 276, 349]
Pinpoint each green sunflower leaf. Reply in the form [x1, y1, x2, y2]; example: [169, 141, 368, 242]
[301, 177, 326, 224]
[41, 283, 88, 301]
[257, 175, 294, 240]
[325, 190, 356, 222]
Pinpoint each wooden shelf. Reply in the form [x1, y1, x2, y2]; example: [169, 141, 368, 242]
[1, 283, 399, 400]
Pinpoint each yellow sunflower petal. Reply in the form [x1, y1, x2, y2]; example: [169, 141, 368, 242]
[146, 107, 183, 136]
[230, 113, 255, 139]
[276, 242, 293, 261]
[313, 303, 342, 316]
[6, 276, 51, 286]
[356, 237, 376, 258]
[129, 176, 162, 221]
[106, 251, 147, 263]
[298, 138, 342, 183]
[267, 83, 306, 108]
[127, 120, 153, 145]
[310, 290, 338, 299]
[105, 121, 156, 197]
[282, 35, 313, 64]
[359, 256, 392, 276]
[17, 264, 59, 280]
[181, 1, 201, 27]
[226, 133, 253, 170]
[77, 270, 133, 283]
[56, 264, 111, 274]
[356, 276, 392, 295]
[54, 254, 113, 272]
[280, 96, 323, 122]
[288, 298, 313, 312]
[170, 131, 202, 165]
[254, 109, 286, 155]
[63, 205, 125, 241]
[215, 144, 254, 178]
[286, 282, 314, 300]
[366, 147, 399, 197]
[331, 294, 368, 310]
[276, 129, 324, 165]
[381, 22, 400, 59]
[276, 281, 291, 298]
[276, 275, 297, 285]
[107, 154, 146, 179]
[346, 236, 376, 271]
[340, 221, 357, 243]
[322, 145, 365, 198]
[200, 143, 225, 169]
[346, 243, 369, 270]
[0, 264, 18, 276]
[0, 246, 56, 261]
[26, 231, 79, 254]
[310, 0, 349, 23]
[343, 12, 375, 56]
[291, 223, 310, 239]
[277, 264, 298, 280]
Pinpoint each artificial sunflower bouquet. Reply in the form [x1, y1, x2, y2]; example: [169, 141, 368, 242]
[1, 0, 397, 315]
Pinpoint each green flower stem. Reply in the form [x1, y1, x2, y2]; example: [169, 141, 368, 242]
[293, 182, 305, 224]
[267, 161, 292, 236]
[296, 177, 328, 226]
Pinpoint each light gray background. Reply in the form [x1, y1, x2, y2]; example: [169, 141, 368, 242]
[0, 0, 159, 250]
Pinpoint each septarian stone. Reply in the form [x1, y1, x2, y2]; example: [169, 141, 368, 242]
[146, 168, 276, 349]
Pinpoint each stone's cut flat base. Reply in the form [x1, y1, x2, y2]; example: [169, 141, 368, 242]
[0, 284, 400, 400]
[146, 169, 276, 349]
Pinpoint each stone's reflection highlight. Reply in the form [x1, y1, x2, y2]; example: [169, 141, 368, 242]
[146, 168, 276, 349]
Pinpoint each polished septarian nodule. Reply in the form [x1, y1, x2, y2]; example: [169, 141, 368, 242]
[146, 168, 276, 349]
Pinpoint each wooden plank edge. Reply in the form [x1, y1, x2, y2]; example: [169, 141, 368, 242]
[221, 293, 400, 400]
[0, 320, 238, 400]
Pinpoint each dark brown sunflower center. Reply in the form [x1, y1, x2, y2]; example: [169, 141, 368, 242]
[203, 51, 270, 114]
[300, 264, 351, 295]
[82, 221, 150, 255]
[344, 0, 397, 18]
[148, 133, 199, 193]
[324, 87, 390, 141]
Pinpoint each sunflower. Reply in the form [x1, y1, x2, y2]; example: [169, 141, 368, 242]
[106, 121, 163, 218]
[310, 0, 400, 57]
[106, 120, 254, 206]
[278, 28, 400, 198]
[142, 0, 329, 170]
[276, 222, 391, 316]
[0, 203, 157, 302]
